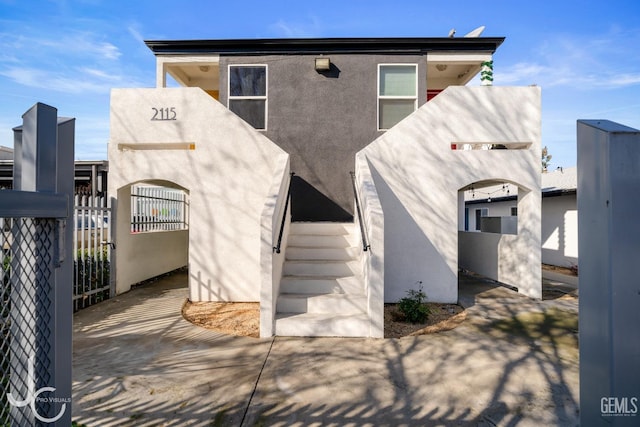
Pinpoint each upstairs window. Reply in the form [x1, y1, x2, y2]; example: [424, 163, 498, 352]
[228, 65, 267, 130]
[378, 64, 417, 130]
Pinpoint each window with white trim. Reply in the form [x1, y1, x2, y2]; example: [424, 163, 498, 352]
[228, 65, 267, 130]
[378, 64, 417, 130]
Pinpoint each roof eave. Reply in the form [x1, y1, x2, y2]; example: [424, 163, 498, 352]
[145, 37, 505, 56]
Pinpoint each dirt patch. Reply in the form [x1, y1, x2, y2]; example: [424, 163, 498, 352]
[182, 301, 260, 338]
[542, 263, 578, 276]
[182, 300, 466, 339]
[542, 287, 578, 301]
[384, 303, 466, 338]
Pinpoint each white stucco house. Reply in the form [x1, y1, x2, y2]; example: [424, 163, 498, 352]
[540, 167, 578, 269]
[108, 35, 541, 337]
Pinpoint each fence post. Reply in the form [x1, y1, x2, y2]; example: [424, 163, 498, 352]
[11, 103, 73, 426]
[54, 115, 74, 427]
[578, 120, 640, 425]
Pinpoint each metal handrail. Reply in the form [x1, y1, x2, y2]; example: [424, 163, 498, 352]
[273, 172, 295, 254]
[350, 171, 370, 252]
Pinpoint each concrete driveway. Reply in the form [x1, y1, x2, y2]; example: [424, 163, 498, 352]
[72, 270, 579, 426]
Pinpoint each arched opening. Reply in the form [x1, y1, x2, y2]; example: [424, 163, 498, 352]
[457, 179, 540, 299]
[114, 179, 189, 294]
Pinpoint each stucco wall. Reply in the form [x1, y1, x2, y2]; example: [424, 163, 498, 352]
[360, 86, 542, 302]
[109, 87, 288, 300]
[220, 54, 427, 221]
[541, 194, 578, 268]
[260, 160, 291, 337]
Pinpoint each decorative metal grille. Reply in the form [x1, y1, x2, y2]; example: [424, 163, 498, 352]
[1, 217, 56, 425]
[131, 185, 188, 232]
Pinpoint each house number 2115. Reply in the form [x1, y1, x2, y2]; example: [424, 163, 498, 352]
[151, 107, 177, 121]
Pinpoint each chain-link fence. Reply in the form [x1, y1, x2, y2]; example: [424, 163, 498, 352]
[2, 217, 61, 425]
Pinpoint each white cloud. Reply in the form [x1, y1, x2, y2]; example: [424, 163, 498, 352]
[96, 41, 121, 60]
[127, 24, 144, 43]
[496, 28, 640, 90]
[80, 67, 120, 81]
[1, 67, 108, 93]
[269, 16, 322, 37]
[0, 65, 144, 94]
[0, 30, 121, 63]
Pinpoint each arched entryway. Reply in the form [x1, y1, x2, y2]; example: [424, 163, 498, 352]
[114, 179, 189, 294]
[457, 179, 541, 299]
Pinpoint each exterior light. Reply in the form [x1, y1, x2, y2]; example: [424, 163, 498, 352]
[315, 57, 331, 71]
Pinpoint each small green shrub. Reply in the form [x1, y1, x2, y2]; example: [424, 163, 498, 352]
[398, 281, 430, 324]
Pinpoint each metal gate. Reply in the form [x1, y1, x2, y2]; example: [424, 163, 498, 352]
[73, 195, 113, 311]
[0, 103, 73, 426]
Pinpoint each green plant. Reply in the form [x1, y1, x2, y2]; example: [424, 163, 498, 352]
[398, 281, 431, 324]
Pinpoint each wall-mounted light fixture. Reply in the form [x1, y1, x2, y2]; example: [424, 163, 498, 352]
[315, 57, 331, 71]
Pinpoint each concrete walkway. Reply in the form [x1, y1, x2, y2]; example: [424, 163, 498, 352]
[72, 271, 579, 426]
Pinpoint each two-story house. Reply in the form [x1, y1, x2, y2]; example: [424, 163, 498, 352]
[108, 35, 541, 337]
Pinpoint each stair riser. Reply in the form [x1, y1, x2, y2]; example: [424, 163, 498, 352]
[290, 223, 355, 236]
[277, 295, 367, 315]
[275, 315, 370, 337]
[279, 277, 363, 294]
[287, 235, 354, 248]
[283, 261, 358, 276]
[286, 247, 359, 261]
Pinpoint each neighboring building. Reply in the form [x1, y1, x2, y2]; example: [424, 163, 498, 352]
[109, 35, 542, 337]
[463, 167, 577, 270]
[540, 167, 578, 268]
[0, 146, 13, 160]
[0, 146, 108, 195]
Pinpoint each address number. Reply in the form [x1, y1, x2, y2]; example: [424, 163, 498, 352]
[151, 107, 177, 121]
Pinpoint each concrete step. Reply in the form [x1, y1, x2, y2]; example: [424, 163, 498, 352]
[286, 246, 359, 261]
[290, 222, 355, 236]
[283, 260, 359, 277]
[274, 312, 370, 337]
[279, 276, 364, 295]
[287, 234, 353, 248]
[277, 293, 367, 315]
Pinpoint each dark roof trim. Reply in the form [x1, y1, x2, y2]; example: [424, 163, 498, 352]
[542, 188, 577, 198]
[145, 37, 505, 56]
[466, 195, 517, 205]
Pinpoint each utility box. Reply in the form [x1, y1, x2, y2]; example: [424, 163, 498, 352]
[577, 120, 640, 426]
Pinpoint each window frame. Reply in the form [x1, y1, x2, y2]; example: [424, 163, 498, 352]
[377, 63, 418, 131]
[227, 64, 268, 131]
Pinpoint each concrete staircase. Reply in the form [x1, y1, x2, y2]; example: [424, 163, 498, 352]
[275, 222, 370, 337]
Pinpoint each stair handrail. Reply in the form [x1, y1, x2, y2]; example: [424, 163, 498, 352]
[350, 171, 371, 252]
[273, 172, 295, 254]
